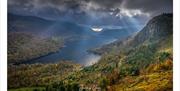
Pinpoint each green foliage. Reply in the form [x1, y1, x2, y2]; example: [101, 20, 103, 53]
[114, 44, 157, 77]
[98, 77, 110, 90]
[126, 44, 156, 68]
[46, 81, 79, 91]
[119, 65, 139, 76]
[9, 87, 46, 91]
[82, 66, 95, 72]
[159, 52, 170, 61]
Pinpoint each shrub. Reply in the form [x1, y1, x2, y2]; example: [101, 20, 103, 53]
[159, 52, 170, 61]
[98, 77, 110, 90]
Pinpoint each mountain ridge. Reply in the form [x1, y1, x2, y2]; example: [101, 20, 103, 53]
[91, 13, 173, 55]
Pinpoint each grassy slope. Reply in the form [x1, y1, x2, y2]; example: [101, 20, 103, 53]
[107, 34, 173, 91]
[111, 71, 172, 91]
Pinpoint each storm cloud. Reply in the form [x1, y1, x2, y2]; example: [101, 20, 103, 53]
[8, 0, 172, 26]
[8, 0, 172, 15]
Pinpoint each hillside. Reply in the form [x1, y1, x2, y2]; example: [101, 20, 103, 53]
[91, 13, 173, 90]
[8, 14, 173, 91]
[8, 61, 82, 88]
[8, 32, 64, 63]
[8, 13, 54, 33]
[91, 14, 173, 55]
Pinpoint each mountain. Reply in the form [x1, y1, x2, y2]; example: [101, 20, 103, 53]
[126, 13, 172, 47]
[8, 13, 54, 33]
[91, 13, 173, 54]
[85, 13, 173, 90]
[8, 13, 92, 40]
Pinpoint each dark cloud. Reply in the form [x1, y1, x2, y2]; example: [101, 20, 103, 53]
[123, 0, 172, 15]
[8, 0, 172, 16]
[8, 0, 172, 26]
[89, 0, 123, 8]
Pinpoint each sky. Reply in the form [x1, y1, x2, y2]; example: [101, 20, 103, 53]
[8, 0, 173, 26]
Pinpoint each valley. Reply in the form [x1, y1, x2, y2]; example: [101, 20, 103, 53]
[8, 13, 135, 65]
[8, 13, 173, 91]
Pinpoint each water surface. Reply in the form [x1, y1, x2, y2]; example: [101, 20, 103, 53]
[24, 26, 134, 66]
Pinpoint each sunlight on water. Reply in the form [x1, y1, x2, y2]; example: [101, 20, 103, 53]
[91, 27, 103, 32]
[83, 54, 101, 66]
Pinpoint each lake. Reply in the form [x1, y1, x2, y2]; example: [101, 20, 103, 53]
[22, 25, 136, 66]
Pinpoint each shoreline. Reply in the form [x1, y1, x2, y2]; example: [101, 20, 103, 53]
[9, 47, 63, 65]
